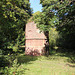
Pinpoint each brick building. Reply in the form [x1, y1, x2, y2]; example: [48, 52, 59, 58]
[25, 21, 47, 56]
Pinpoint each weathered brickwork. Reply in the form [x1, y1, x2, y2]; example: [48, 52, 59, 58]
[25, 22, 47, 56]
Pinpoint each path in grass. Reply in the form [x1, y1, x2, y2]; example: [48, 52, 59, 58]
[17, 53, 75, 75]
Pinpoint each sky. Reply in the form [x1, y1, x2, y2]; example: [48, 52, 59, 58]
[30, 0, 42, 13]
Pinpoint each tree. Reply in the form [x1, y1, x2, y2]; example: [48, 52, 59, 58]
[57, 1, 75, 50]
[33, 0, 75, 51]
[0, 0, 32, 52]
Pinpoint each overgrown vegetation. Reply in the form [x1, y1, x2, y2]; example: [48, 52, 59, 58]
[0, 50, 75, 75]
[0, 0, 32, 74]
[0, 0, 32, 52]
[0, 0, 75, 74]
[31, 0, 75, 52]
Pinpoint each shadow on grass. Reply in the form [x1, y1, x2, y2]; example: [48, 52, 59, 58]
[17, 54, 38, 64]
[48, 48, 75, 64]
[58, 48, 75, 63]
[67, 55, 75, 63]
[66, 63, 75, 68]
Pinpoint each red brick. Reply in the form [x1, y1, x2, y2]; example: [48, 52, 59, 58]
[25, 22, 47, 56]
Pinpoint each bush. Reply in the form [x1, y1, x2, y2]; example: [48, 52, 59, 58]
[4, 59, 25, 75]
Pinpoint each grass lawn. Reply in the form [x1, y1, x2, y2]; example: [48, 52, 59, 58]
[16, 52, 75, 75]
[0, 51, 75, 75]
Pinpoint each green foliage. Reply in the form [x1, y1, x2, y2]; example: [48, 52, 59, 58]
[13, 46, 18, 52]
[49, 28, 59, 48]
[0, 0, 32, 51]
[0, 53, 38, 75]
[0, 52, 75, 74]
[32, 0, 75, 51]
[28, 11, 41, 22]
[32, 4, 59, 49]
[57, 2, 75, 49]
[0, 53, 17, 68]
[4, 59, 25, 75]
[0, 56, 10, 67]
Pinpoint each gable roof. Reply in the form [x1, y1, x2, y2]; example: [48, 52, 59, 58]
[25, 21, 46, 40]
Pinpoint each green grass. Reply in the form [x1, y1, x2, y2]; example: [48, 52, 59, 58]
[0, 52, 75, 75]
[16, 53, 75, 75]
